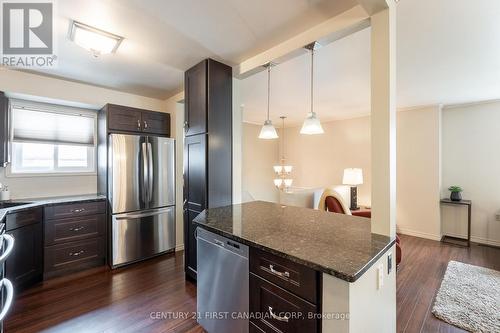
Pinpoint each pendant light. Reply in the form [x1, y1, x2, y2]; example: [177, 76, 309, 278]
[300, 43, 324, 135]
[258, 63, 279, 139]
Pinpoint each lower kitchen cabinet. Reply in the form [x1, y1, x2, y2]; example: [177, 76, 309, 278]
[43, 200, 107, 278]
[5, 208, 43, 291]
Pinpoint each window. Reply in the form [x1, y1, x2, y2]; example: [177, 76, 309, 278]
[9, 100, 97, 175]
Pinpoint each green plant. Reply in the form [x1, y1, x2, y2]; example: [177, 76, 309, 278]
[448, 186, 463, 193]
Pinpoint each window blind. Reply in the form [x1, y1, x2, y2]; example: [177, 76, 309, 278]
[11, 102, 96, 146]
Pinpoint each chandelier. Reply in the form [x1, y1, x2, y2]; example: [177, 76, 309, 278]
[273, 116, 293, 191]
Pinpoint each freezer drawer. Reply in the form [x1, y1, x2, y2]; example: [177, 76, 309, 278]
[112, 207, 175, 267]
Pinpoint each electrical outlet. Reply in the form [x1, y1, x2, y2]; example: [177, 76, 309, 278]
[377, 264, 384, 289]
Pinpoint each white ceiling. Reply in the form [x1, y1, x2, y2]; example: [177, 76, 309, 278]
[24, 0, 356, 99]
[241, 0, 500, 125]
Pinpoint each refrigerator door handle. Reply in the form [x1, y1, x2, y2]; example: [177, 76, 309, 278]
[147, 141, 154, 203]
[114, 207, 173, 220]
[141, 142, 149, 204]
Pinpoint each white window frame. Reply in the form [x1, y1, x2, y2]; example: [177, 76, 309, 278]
[5, 99, 98, 177]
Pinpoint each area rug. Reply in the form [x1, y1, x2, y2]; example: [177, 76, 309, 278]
[432, 260, 500, 333]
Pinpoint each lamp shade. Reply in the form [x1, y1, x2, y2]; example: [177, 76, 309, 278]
[343, 168, 363, 186]
[300, 112, 324, 135]
[258, 120, 278, 139]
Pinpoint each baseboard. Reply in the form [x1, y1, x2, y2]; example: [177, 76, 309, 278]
[175, 244, 185, 252]
[398, 227, 500, 247]
[396, 227, 441, 241]
[470, 236, 500, 248]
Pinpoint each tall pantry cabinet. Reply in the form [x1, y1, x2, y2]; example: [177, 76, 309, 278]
[183, 59, 232, 280]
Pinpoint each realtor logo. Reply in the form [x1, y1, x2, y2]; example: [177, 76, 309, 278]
[1, 0, 56, 67]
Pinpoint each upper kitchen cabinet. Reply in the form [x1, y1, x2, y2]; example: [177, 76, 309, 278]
[101, 104, 170, 137]
[184, 61, 207, 136]
[0, 92, 9, 167]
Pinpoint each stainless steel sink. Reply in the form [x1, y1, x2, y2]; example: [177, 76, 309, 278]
[0, 202, 32, 209]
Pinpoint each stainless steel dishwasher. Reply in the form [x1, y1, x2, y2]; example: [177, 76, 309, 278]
[197, 228, 249, 333]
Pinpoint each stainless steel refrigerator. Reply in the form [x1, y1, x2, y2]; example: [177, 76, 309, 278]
[108, 133, 175, 268]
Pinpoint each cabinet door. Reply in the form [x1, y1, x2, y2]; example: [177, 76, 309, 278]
[141, 111, 170, 136]
[184, 133, 207, 279]
[0, 92, 8, 167]
[185, 60, 207, 136]
[5, 222, 43, 291]
[107, 104, 142, 133]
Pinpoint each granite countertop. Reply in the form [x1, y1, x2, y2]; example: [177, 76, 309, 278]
[193, 201, 395, 282]
[0, 194, 106, 222]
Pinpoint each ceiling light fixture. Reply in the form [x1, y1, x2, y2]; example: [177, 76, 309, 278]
[300, 42, 324, 135]
[258, 63, 279, 139]
[69, 20, 124, 57]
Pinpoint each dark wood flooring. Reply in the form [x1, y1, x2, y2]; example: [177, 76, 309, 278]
[396, 234, 500, 333]
[5, 235, 500, 333]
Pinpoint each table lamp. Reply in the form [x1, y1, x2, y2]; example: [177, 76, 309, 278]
[343, 168, 363, 211]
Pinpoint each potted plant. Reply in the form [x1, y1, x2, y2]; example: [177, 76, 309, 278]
[448, 186, 463, 201]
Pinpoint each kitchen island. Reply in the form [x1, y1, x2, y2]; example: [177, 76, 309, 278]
[194, 200, 396, 333]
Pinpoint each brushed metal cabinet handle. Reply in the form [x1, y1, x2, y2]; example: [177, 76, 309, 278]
[69, 226, 85, 232]
[69, 250, 85, 257]
[268, 306, 289, 322]
[269, 264, 290, 278]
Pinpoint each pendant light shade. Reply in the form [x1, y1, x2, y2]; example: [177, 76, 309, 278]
[300, 42, 324, 135]
[258, 63, 278, 139]
[300, 112, 324, 134]
[259, 120, 279, 139]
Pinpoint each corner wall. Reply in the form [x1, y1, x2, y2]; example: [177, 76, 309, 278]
[441, 101, 500, 246]
[396, 105, 442, 240]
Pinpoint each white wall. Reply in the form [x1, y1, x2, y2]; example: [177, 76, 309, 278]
[284, 117, 372, 206]
[242, 107, 446, 242]
[396, 106, 442, 240]
[441, 101, 500, 246]
[0, 70, 169, 199]
[242, 123, 280, 202]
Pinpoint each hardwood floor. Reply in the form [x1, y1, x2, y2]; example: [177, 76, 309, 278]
[5, 251, 204, 333]
[5, 235, 500, 333]
[396, 234, 500, 333]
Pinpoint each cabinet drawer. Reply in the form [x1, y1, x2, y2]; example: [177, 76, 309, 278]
[6, 207, 42, 231]
[44, 201, 106, 220]
[44, 214, 105, 245]
[250, 273, 318, 333]
[44, 237, 105, 274]
[250, 247, 318, 304]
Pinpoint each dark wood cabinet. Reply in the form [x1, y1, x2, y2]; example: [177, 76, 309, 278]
[184, 134, 206, 280]
[250, 273, 318, 333]
[0, 91, 9, 167]
[249, 247, 321, 333]
[141, 110, 171, 135]
[5, 208, 43, 291]
[183, 59, 232, 281]
[43, 200, 106, 278]
[185, 61, 207, 136]
[102, 104, 170, 137]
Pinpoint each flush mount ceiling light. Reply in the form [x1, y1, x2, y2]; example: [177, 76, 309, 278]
[300, 42, 324, 135]
[69, 20, 124, 57]
[258, 63, 279, 139]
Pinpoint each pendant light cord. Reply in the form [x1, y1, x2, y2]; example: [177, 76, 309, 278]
[267, 65, 271, 121]
[310, 48, 314, 115]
